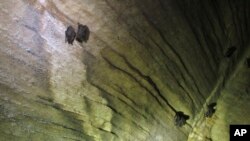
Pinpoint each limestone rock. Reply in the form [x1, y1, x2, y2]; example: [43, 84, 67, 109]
[0, 0, 249, 141]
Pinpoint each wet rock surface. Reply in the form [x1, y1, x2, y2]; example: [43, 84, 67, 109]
[0, 0, 249, 141]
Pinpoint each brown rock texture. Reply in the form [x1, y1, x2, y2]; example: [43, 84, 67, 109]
[0, 0, 249, 141]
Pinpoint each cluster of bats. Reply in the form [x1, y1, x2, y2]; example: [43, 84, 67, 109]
[66, 23, 249, 128]
[65, 23, 90, 45]
[174, 45, 250, 127]
[174, 103, 217, 127]
[65, 24, 250, 68]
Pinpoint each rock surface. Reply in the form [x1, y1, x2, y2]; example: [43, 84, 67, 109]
[0, 0, 249, 141]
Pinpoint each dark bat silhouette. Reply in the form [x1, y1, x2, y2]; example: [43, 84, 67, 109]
[76, 23, 90, 43]
[205, 102, 217, 117]
[65, 25, 76, 45]
[174, 111, 189, 127]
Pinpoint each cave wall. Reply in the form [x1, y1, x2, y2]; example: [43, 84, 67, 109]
[0, 0, 249, 141]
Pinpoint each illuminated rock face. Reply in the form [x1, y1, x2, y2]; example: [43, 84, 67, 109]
[0, 0, 249, 141]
